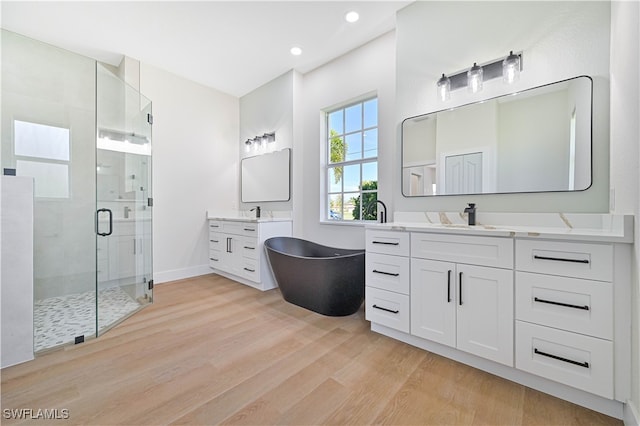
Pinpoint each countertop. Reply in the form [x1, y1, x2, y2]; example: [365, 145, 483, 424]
[366, 212, 634, 243]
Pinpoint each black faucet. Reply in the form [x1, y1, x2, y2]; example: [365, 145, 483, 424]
[250, 206, 261, 219]
[464, 203, 476, 226]
[376, 200, 387, 223]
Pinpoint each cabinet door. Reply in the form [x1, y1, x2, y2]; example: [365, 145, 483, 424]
[411, 258, 456, 347]
[456, 264, 514, 366]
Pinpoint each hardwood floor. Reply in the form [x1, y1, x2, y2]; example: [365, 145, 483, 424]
[1, 274, 621, 425]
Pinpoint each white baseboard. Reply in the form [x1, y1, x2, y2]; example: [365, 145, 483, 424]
[625, 400, 640, 426]
[153, 264, 212, 284]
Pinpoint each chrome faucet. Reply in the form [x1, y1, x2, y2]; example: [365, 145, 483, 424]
[464, 203, 476, 226]
[250, 206, 261, 219]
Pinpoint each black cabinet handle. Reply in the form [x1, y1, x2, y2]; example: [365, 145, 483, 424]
[534, 348, 589, 368]
[372, 241, 399, 246]
[447, 270, 452, 303]
[372, 304, 399, 314]
[210, 258, 218, 262]
[458, 272, 463, 306]
[244, 228, 255, 232]
[372, 269, 399, 277]
[533, 255, 589, 264]
[96, 208, 113, 236]
[243, 246, 255, 250]
[210, 239, 219, 243]
[226, 237, 232, 253]
[534, 297, 589, 311]
[244, 267, 256, 272]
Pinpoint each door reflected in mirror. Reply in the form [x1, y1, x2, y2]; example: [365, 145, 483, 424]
[401, 76, 592, 197]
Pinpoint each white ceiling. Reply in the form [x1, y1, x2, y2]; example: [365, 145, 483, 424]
[1, 1, 411, 97]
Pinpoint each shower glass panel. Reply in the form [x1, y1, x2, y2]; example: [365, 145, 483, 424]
[1, 30, 98, 351]
[96, 64, 153, 335]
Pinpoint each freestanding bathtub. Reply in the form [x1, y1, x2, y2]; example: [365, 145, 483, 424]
[264, 237, 365, 316]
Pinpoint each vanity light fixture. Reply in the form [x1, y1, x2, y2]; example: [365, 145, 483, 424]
[243, 132, 276, 153]
[437, 51, 523, 100]
[290, 46, 302, 56]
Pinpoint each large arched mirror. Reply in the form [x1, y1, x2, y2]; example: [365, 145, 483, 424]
[401, 76, 592, 196]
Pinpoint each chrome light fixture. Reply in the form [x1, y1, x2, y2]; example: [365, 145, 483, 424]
[436, 73, 451, 101]
[437, 51, 523, 101]
[502, 50, 521, 84]
[243, 132, 276, 153]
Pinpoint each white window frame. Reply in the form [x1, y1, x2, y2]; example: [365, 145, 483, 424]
[322, 96, 378, 223]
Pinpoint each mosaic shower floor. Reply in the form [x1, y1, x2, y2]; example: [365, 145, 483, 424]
[34, 286, 142, 352]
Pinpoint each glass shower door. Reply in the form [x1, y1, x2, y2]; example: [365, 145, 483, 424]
[96, 64, 153, 335]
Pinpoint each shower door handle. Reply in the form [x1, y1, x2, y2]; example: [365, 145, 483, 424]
[96, 208, 113, 236]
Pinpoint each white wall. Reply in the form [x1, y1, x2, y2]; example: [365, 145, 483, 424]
[610, 1, 640, 421]
[297, 31, 396, 248]
[140, 64, 239, 283]
[239, 70, 297, 214]
[395, 1, 611, 213]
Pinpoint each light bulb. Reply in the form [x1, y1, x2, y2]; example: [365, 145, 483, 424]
[502, 51, 520, 84]
[436, 73, 451, 101]
[467, 63, 483, 93]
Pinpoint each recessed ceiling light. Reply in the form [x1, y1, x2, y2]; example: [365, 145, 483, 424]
[290, 46, 302, 56]
[345, 11, 359, 23]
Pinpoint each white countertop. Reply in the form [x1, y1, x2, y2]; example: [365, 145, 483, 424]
[366, 212, 634, 243]
[206, 210, 292, 223]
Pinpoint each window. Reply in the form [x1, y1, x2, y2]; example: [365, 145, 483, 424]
[14, 120, 70, 198]
[325, 97, 378, 221]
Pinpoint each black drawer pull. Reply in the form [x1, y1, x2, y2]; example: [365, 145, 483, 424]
[447, 270, 452, 303]
[210, 239, 219, 243]
[210, 258, 219, 262]
[533, 255, 589, 264]
[372, 304, 399, 314]
[244, 246, 255, 250]
[534, 297, 589, 311]
[534, 348, 589, 368]
[244, 267, 256, 272]
[244, 228, 255, 232]
[372, 269, 399, 277]
[458, 272, 463, 306]
[372, 241, 399, 246]
[210, 224, 219, 228]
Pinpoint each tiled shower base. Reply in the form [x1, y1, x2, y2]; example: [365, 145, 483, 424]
[34, 286, 143, 352]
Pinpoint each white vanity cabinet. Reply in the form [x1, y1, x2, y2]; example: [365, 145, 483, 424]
[514, 239, 618, 399]
[364, 230, 411, 333]
[410, 233, 514, 366]
[208, 218, 291, 291]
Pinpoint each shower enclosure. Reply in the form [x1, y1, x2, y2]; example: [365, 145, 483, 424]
[1, 30, 153, 353]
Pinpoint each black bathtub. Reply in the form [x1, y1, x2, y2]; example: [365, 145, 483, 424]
[264, 237, 365, 316]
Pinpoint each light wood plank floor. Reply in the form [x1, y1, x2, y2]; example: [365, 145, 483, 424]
[1, 274, 621, 425]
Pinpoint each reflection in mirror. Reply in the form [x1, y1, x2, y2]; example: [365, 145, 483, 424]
[402, 76, 592, 196]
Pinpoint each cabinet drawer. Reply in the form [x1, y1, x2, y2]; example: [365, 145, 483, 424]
[516, 272, 613, 339]
[411, 233, 513, 269]
[366, 230, 410, 257]
[241, 223, 258, 236]
[208, 251, 221, 267]
[515, 321, 613, 398]
[515, 240, 612, 282]
[365, 287, 410, 333]
[241, 258, 260, 283]
[209, 220, 222, 232]
[241, 237, 259, 259]
[209, 232, 223, 251]
[366, 253, 410, 294]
